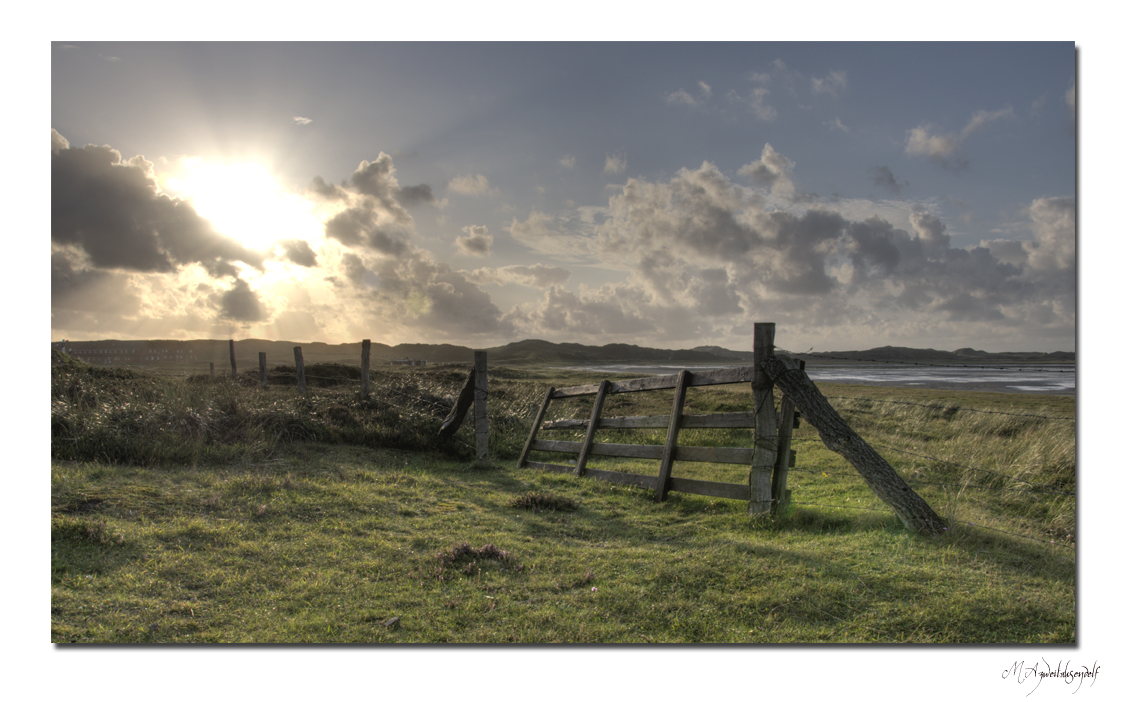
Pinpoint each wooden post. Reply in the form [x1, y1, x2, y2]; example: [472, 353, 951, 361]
[761, 354, 947, 536]
[772, 394, 797, 512]
[209, 362, 214, 378]
[438, 369, 476, 439]
[655, 369, 691, 501]
[294, 346, 306, 393]
[229, 339, 237, 378]
[474, 350, 488, 462]
[750, 323, 778, 516]
[361, 339, 371, 399]
[259, 352, 267, 388]
[517, 386, 555, 468]
[576, 380, 612, 476]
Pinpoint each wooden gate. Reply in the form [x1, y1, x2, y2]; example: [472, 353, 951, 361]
[516, 324, 798, 514]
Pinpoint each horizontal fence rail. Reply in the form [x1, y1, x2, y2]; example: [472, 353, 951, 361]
[518, 325, 798, 513]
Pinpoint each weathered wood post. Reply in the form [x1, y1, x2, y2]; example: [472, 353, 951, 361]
[209, 362, 214, 378]
[259, 352, 268, 388]
[361, 339, 371, 400]
[517, 386, 555, 468]
[576, 380, 612, 477]
[749, 323, 778, 516]
[761, 354, 947, 536]
[229, 339, 237, 378]
[654, 370, 691, 501]
[294, 346, 306, 393]
[474, 350, 489, 462]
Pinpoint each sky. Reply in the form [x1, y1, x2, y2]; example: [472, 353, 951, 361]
[51, 42, 1076, 353]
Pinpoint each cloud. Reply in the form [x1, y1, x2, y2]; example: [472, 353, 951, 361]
[316, 153, 418, 256]
[51, 129, 266, 277]
[604, 151, 627, 174]
[220, 277, 266, 322]
[666, 89, 697, 106]
[906, 107, 1014, 169]
[825, 117, 849, 133]
[456, 225, 493, 257]
[667, 81, 712, 107]
[464, 263, 572, 288]
[870, 166, 906, 196]
[508, 209, 597, 262]
[559, 155, 575, 169]
[279, 239, 318, 267]
[737, 143, 797, 199]
[398, 183, 436, 207]
[293, 116, 312, 126]
[811, 70, 847, 96]
[727, 87, 777, 122]
[580, 151, 1074, 345]
[448, 174, 495, 195]
[1065, 81, 1075, 117]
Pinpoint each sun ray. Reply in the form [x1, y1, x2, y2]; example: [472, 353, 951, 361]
[162, 159, 321, 251]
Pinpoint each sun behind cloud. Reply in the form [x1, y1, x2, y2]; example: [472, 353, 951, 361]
[162, 159, 321, 251]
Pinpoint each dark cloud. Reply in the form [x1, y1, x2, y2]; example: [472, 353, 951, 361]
[51, 249, 142, 315]
[589, 155, 1074, 336]
[308, 175, 348, 200]
[51, 129, 265, 276]
[220, 277, 265, 322]
[316, 153, 416, 255]
[279, 239, 317, 267]
[399, 184, 435, 206]
[870, 166, 906, 196]
[456, 225, 492, 257]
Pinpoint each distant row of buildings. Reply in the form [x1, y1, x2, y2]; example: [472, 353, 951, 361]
[51, 340, 426, 367]
[51, 340, 199, 365]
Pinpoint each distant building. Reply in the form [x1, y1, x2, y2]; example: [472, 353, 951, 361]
[50, 341, 198, 365]
[389, 357, 426, 366]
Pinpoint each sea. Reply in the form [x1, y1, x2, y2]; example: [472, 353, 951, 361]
[552, 363, 1075, 396]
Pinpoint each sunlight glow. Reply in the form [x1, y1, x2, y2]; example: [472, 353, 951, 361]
[164, 159, 321, 251]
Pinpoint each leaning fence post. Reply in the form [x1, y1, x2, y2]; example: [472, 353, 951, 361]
[361, 339, 371, 399]
[294, 346, 306, 393]
[474, 350, 489, 462]
[229, 339, 237, 378]
[750, 322, 778, 516]
[259, 352, 267, 388]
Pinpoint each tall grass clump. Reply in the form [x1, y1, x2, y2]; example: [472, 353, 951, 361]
[50, 360, 552, 467]
[823, 393, 1075, 545]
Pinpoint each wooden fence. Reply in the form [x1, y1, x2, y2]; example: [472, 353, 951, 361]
[517, 324, 798, 514]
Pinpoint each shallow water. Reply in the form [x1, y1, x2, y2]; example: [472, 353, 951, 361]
[552, 363, 1075, 395]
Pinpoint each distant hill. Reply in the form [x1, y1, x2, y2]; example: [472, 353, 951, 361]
[51, 338, 1072, 369]
[804, 345, 1074, 365]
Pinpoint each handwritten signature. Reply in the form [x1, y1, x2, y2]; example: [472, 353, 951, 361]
[1003, 659, 1100, 696]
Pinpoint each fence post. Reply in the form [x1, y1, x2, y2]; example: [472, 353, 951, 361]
[294, 346, 306, 393]
[654, 369, 691, 501]
[210, 362, 214, 378]
[761, 354, 948, 535]
[259, 352, 267, 388]
[750, 322, 778, 516]
[576, 380, 611, 476]
[517, 386, 555, 468]
[229, 339, 237, 378]
[474, 350, 489, 462]
[361, 339, 371, 399]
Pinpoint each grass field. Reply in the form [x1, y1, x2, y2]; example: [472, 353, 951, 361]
[50, 357, 1075, 643]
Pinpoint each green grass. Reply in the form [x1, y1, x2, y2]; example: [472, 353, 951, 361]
[50, 359, 1075, 643]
